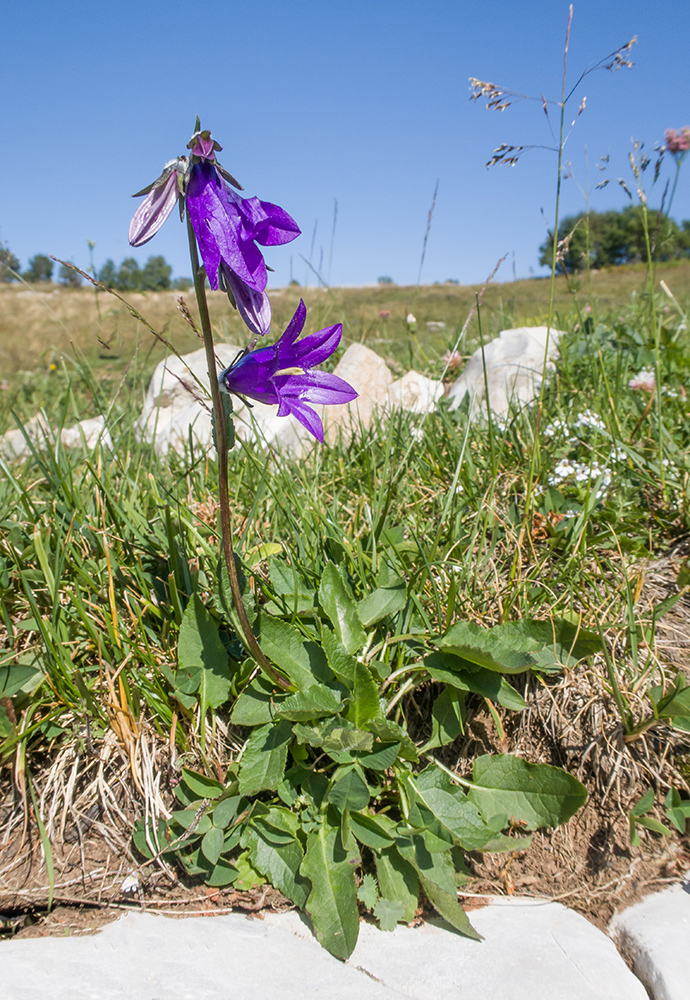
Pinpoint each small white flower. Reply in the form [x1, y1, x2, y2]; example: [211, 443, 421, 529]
[406, 313, 417, 325]
[629, 369, 656, 392]
[122, 873, 140, 894]
[574, 409, 606, 432]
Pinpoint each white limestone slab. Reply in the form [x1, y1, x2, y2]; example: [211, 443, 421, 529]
[0, 910, 405, 1000]
[609, 878, 690, 1000]
[264, 901, 647, 1000]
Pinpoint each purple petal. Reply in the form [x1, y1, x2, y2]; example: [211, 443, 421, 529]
[286, 323, 342, 368]
[277, 300, 307, 348]
[221, 351, 280, 404]
[279, 370, 359, 406]
[220, 265, 271, 337]
[237, 196, 301, 246]
[128, 171, 179, 247]
[277, 396, 325, 441]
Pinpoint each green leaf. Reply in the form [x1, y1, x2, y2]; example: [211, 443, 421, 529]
[231, 675, 289, 726]
[201, 826, 224, 865]
[657, 684, 690, 723]
[438, 620, 535, 674]
[365, 716, 419, 762]
[301, 822, 360, 960]
[243, 824, 309, 908]
[266, 558, 317, 614]
[293, 717, 374, 753]
[468, 754, 587, 830]
[356, 741, 400, 771]
[234, 852, 265, 890]
[275, 685, 343, 721]
[321, 628, 356, 688]
[319, 563, 367, 654]
[205, 859, 239, 887]
[178, 596, 232, 709]
[375, 846, 419, 923]
[395, 835, 480, 940]
[374, 896, 407, 931]
[345, 662, 381, 728]
[238, 720, 293, 796]
[495, 619, 602, 672]
[0, 662, 43, 699]
[257, 614, 332, 689]
[665, 787, 690, 833]
[132, 818, 176, 859]
[328, 768, 371, 812]
[349, 810, 395, 850]
[424, 653, 526, 711]
[179, 768, 224, 801]
[631, 788, 655, 817]
[423, 687, 465, 750]
[211, 795, 241, 830]
[357, 873, 380, 909]
[358, 581, 407, 627]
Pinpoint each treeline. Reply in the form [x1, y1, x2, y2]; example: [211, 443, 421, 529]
[0, 243, 189, 291]
[540, 206, 690, 273]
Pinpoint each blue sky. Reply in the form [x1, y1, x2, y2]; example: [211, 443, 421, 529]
[2, 0, 689, 288]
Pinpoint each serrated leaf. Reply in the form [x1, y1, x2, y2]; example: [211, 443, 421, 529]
[257, 614, 332, 689]
[357, 872, 380, 909]
[293, 717, 374, 753]
[358, 581, 407, 627]
[468, 754, 587, 830]
[275, 685, 343, 721]
[319, 563, 367, 654]
[328, 768, 370, 811]
[301, 822, 360, 960]
[231, 675, 289, 726]
[243, 825, 309, 908]
[345, 662, 381, 728]
[201, 826, 224, 864]
[375, 846, 419, 923]
[238, 720, 293, 795]
[178, 596, 232, 708]
[321, 628, 356, 688]
[374, 896, 407, 931]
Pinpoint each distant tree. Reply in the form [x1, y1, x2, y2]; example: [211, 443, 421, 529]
[0, 242, 20, 282]
[117, 257, 142, 291]
[98, 259, 118, 287]
[141, 255, 172, 291]
[58, 262, 82, 287]
[378, 276, 395, 285]
[288, 278, 301, 287]
[172, 276, 193, 290]
[539, 206, 690, 273]
[23, 254, 53, 283]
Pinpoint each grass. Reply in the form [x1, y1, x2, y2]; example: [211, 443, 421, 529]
[1, 267, 689, 944]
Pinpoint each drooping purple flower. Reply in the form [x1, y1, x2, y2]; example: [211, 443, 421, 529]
[186, 142, 300, 294]
[129, 157, 188, 247]
[220, 300, 357, 441]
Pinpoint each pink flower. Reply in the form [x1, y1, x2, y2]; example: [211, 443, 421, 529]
[379, 310, 391, 319]
[628, 369, 656, 392]
[665, 127, 690, 156]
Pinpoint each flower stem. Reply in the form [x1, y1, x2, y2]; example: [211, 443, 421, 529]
[185, 212, 289, 691]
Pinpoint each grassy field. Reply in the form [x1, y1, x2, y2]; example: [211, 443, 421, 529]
[1, 266, 689, 949]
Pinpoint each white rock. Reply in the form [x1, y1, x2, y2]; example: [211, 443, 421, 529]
[60, 415, 112, 450]
[448, 326, 564, 417]
[322, 343, 394, 444]
[609, 877, 690, 1000]
[264, 902, 647, 999]
[387, 370, 444, 415]
[0, 910, 402, 1000]
[0, 412, 52, 457]
[1, 413, 111, 458]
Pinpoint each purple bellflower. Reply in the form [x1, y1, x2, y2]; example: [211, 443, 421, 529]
[186, 129, 300, 336]
[220, 299, 357, 442]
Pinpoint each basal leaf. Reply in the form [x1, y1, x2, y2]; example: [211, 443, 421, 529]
[274, 685, 343, 721]
[257, 614, 332, 689]
[179, 768, 224, 801]
[238, 720, 293, 796]
[293, 717, 374, 753]
[423, 686, 465, 750]
[178, 596, 232, 709]
[366, 716, 419, 762]
[437, 621, 535, 674]
[375, 846, 419, 923]
[243, 826, 309, 908]
[0, 663, 43, 699]
[345, 662, 381, 728]
[321, 628, 356, 688]
[231, 675, 289, 726]
[395, 834, 480, 940]
[319, 563, 367, 655]
[356, 741, 400, 771]
[468, 754, 587, 830]
[201, 826, 224, 865]
[301, 822, 360, 960]
[349, 810, 395, 850]
[328, 768, 370, 812]
[424, 652, 526, 711]
[358, 581, 407, 627]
